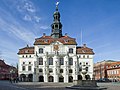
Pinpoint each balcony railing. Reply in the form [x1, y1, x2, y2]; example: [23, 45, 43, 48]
[47, 52, 67, 55]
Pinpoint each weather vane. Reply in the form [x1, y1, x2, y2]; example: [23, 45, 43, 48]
[56, 1, 60, 11]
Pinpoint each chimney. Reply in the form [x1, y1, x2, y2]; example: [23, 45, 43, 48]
[83, 44, 86, 48]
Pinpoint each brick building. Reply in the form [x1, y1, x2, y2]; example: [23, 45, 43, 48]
[93, 60, 115, 80]
[107, 62, 120, 81]
[0, 59, 17, 80]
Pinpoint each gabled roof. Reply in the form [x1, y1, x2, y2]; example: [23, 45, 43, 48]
[34, 35, 77, 45]
[18, 45, 34, 55]
[76, 44, 94, 55]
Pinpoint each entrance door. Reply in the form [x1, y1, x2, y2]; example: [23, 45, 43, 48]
[48, 76, 54, 82]
[39, 76, 44, 82]
[59, 76, 64, 82]
[69, 76, 73, 82]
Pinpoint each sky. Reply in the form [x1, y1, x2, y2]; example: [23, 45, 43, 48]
[0, 0, 120, 66]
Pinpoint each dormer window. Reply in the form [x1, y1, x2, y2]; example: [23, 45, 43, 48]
[69, 48, 73, 53]
[39, 48, 43, 53]
[25, 50, 29, 53]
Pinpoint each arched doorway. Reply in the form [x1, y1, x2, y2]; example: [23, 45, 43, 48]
[39, 76, 44, 82]
[59, 76, 64, 82]
[85, 75, 90, 80]
[28, 74, 33, 82]
[20, 74, 26, 82]
[48, 76, 54, 82]
[78, 75, 82, 80]
[69, 76, 73, 82]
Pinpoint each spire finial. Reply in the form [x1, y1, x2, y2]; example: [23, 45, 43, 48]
[56, 1, 59, 11]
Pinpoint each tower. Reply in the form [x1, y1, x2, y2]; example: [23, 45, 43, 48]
[51, 2, 62, 38]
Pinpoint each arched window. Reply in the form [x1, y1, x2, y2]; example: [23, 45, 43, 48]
[69, 48, 73, 53]
[39, 48, 43, 53]
[60, 57, 64, 65]
[49, 57, 53, 65]
[39, 57, 43, 65]
[69, 58, 73, 65]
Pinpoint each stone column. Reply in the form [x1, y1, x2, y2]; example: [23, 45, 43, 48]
[64, 55, 69, 83]
[53, 55, 59, 82]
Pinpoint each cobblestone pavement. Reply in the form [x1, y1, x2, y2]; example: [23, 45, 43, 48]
[97, 82, 120, 90]
[0, 80, 120, 90]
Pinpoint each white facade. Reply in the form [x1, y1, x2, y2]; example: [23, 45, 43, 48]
[18, 4, 94, 83]
[18, 42, 94, 82]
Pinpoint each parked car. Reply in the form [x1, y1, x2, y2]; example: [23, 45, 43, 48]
[96, 78, 111, 82]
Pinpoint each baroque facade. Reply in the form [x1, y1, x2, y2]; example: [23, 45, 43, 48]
[18, 4, 94, 83]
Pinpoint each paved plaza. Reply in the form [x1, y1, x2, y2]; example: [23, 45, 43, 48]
[0, 80, 120, 90]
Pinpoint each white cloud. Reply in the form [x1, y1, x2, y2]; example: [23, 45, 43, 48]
[34, 16, 41, 22]
[39, 25, 50, 30]
[16, 0, 41, 23]
[0, 17, 35, 45]
[23, 14, 32, 21]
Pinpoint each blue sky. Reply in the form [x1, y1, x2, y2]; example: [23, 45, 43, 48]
[0, 0, 120, 66]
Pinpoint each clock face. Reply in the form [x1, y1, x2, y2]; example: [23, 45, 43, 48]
[53, 45, 59, 51]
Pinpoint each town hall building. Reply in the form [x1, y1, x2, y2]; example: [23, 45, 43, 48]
[18, 3, 94, 83]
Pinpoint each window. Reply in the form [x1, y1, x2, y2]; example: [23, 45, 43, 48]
[22, 66, 25, 71]
[22, 55, 24, 58]
[69, 69, 73, 73]
[39, 48, 43, 53]
[49, 57, 53, 65]
[28, 66, 31, 71]
[87, 55, 89, 58]
[49, 68, 53, 73]
[69, 48, 73, 53]
[86, 67, 88, 71]
[60, 57, 64, 65]
[55, 25, 58, 29]
[29, 55, 31, 58]
[60, 69, 63, 73]
[79, 68, 82, 71]
[29, 62, 31, 64]
[23, 62, 25, 64]
[80, 62, 82, 65]
[83, 55, 85, 58]
[39, 58, 43, 65]
[69, 58, 73, 65]
[86, 62, 88, 65]
[39, 69, 43, 72]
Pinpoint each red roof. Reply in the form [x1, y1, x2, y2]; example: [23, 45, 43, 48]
[34, 35, 77, 45]
[76, 44, 94, 55]
[18, 46, 34, 55]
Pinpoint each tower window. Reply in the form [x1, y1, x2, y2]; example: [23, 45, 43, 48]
[55, 25, 58, 29]
[39, 48, 43, 53]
